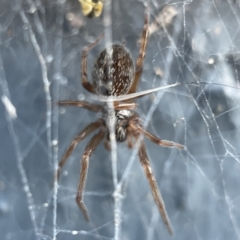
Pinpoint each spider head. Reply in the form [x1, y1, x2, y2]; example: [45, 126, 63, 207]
[92, 44, 134, 96]
[105, 109, 134, 142]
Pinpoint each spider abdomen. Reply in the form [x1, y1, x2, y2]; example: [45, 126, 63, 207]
[92, 44, 134, 96]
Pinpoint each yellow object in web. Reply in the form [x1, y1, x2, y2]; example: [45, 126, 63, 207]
[79, 0, 103, 18]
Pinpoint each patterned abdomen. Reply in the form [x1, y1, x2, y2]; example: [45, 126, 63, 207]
[92, 44, 134, 96]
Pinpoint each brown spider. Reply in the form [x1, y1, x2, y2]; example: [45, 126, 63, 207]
[57, 10, 184, 235]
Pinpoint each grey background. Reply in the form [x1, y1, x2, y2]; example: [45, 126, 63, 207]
[1, 0, 240, 239]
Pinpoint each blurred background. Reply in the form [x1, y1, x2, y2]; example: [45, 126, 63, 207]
[1, 0, 240, 239]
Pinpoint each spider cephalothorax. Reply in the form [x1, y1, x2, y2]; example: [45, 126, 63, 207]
[104, 109, 134, 142]
[57, 8, 184, 235]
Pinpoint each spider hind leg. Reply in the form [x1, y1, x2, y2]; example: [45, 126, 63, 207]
[81, 33, 104, 93]
[128, 10, 149, 94]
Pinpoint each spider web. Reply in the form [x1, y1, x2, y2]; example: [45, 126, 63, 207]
[1, 0, 240, 239]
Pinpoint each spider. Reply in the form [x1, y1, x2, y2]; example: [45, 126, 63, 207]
[57, 9, 184, 235]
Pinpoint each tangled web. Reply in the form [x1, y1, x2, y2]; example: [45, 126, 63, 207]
[1, 0, 240, 239]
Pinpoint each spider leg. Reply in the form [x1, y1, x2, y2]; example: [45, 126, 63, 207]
[142, 128, 185, 149]
[138, 140, 173, 235]
[104, 140, 111, 151]
[56, 120, 103, 182]
[129, 116, 185, 149]
[58, 100, 103, 112]
[81, 33, 104, 93]
[114, 102, 137, 110]
[76, 129, 105, 221]
[127, 134, 134, 149]
[128, 10, 149, 94]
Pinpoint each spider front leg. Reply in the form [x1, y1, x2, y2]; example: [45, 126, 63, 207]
[128, 115, 184, 234]
[138, 141, 173, 235]
[81, 33, 104, 93]
[56, 120, 103, 182]
[76, 129, 105, 221]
